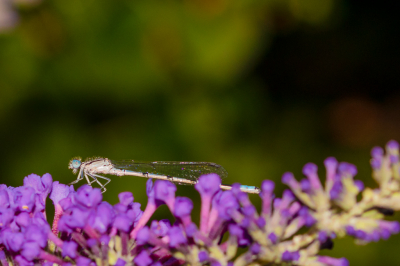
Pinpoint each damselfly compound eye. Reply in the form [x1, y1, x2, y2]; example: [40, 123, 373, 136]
[71, 159, 81, 169]
[68, 157, 82, 171]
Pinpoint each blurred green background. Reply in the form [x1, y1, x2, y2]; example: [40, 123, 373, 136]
[1, 0, 400, 264]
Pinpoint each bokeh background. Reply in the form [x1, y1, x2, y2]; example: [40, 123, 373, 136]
[1, 0, 400, 264]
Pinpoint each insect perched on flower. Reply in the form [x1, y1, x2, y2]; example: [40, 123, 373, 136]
[0, 141, 400, 266]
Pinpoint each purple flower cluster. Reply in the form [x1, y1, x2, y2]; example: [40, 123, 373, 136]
[0, 140, 400, 266]
[123, 173, 350, 266]
[0, 174, 63, 265]
[0, 175, 145, 266]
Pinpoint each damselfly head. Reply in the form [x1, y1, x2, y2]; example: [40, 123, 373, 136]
[68, 157, 82, 174]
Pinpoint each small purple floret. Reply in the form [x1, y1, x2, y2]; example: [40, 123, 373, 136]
[174, 197, 193, 218]
[113, 214, 132, 232]
[371, 146, 384, 158]
[268, 232, 278, 244]
[3, 231, 24, 252]
[256, 217, 266, 228]
[76, 256, 93, 266]
[0, 208, 14, 228]
[62, 241, 78, 259]
[299, 207, 316, 227]
[154, 181, 176, 208]
[261, 180, 275, 193]
[282, 172, 295, 185]
[150, 219, 171, 237]
[292, 251, 300, 261]
[59, 207, 89, 230]
[13, 187, 35, 212]
[228, 224, 250, 247]
[211, 261, 222, 266]
[250, 243, 260, 254]
[242, 205, 256, 217]
[317, 256, 349, 266]
[168, 226, 187, 247]
[355, 229, 366, 240]
[274, 195, 284, 207]
[146, 179, 154, 198]
[24, 224, 47, 248]
[74, 185, 102, 209]
[195, 173, 221, 197]
[198, 251, 209, 262]
[387, 140, 399, 151]
[114, 258, 127, 266]
[23, 173, 52, 197]
[231, 183, 242, 196]
[91, 202, 114, 233]
[318, 231, 328, 243]
[20, 242, 40, 261]
[300, 179, 311, 192]
[370, 230, 380, 242]
[134, 250, 153, 266]
[50, 182, 73, 206]
[324, 157, 338, 171]
[370, 158, 382, 169]
[345, 226, 355, 235]
[390, 155, 399, 163]
[338, 162, 357, 177]
[0, 190, 10, 208]
[302, 163, 318, 177]
[100, 235, 110, 245]
[330, 181, 343, 200]
[136, 227, 150, 245]
[14, 255, 32, 266]
[379, 221, 400, 234]
[214, 191, 239, 220]
[380, 228, 391, 240]
[354, 180, 364, 192]
[118, 192, 134, 206]
[281, 250, 292, 261]
[282, 189, 295, 202]
[185, 222, 198, 237]
[228, 224, 243, 237]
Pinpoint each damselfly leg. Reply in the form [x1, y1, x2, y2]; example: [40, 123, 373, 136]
[87, 172, 111, 192]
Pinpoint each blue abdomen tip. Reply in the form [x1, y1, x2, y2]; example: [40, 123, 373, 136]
[240, 185, 256, 189]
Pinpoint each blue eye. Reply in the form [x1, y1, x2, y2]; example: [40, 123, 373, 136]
[72, 159, 81, 168]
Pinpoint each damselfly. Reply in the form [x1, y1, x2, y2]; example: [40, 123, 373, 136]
[68, 157, 260, 194]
